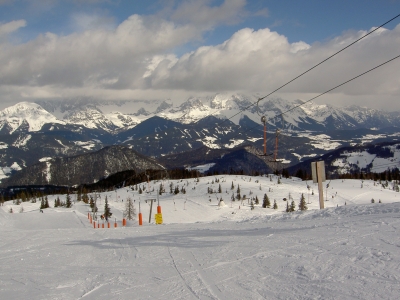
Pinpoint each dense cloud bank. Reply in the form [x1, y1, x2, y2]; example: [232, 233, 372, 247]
[0, 0, 399, 110]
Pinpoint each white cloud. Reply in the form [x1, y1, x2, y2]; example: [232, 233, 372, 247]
[147, 24, 400, 103]
[0, 19, 26, 36]
[0, 4, 400, 112]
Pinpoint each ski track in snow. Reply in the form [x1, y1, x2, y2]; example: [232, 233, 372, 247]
[1, 176, 400, 299]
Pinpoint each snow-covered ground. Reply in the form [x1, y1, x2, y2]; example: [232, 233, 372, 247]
[1, 175, 400, 299]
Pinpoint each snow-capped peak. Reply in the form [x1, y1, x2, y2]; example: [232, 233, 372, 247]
[0, 102, 64, 133]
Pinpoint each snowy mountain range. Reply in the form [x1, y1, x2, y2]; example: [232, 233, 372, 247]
[0, 94, 397, 134]
[0, 95, 399, 183]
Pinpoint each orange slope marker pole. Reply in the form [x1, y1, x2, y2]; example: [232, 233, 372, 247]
[138, 201, 143, 226]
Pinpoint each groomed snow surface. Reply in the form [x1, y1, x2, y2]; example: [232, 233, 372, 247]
[1, 175, 400, 299]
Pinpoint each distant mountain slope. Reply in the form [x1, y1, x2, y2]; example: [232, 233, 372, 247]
[287, 141, 400, 177]
[0, 146, 164, 187]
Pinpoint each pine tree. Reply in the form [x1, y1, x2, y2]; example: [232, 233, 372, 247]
[218, 184, 222, 193]
[44, 196, 49, 208]
[273, 200, 278, 209]
[237, 185, 240, 194]
[290, 200, 296, 212]
[255, 195, 259, 205]
[371, 198, 375, 203]
[65, 193, 72, 208]
[40, 197, 46, 209]
[262, 194, 270, 208]
[231, 181, 235, 190]
[82, 192, 89, 204]
[250, 199, 255, 210]
[20, 192, 27, 202]
[104, 196, 112, 221]
[89, 196, 94, 210]
[159, 183, 164, 194]
[77, 190, 82, 202]
[236, 191, 241, 200]
[123, 197, 136, 220]
[298, 193, 307, 211]
[286, 201, 290, 213]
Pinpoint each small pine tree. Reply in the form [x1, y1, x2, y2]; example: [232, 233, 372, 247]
[255, 195, 259, 205]
[159, 183, 164, 194]
[273, 200, 278, 209]
[298, 193, 307, 211]
[218, 184, 222, 193]
[262, 194, 270, 208]
[65, 193, 72, 208]
[139, 186, 143, 194]
[104, 197, 112, 221]
[44, 196, 49, 208]
[371, 198, 375, 203]
[77, 190, 82, 202]
[237, 185, 240, 194]
[290, 200, 296, 212]
[40, 197, 46, 210]
[231, 181, 235, 190]
[250, 199, 255, 210]
[286, 201, 290, 213]
[277, 177, 281, 184]
[123, 197, 136, 220]
[82, 192, 89, 204]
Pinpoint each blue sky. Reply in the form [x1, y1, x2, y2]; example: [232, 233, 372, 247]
[1, 0, 400, 110]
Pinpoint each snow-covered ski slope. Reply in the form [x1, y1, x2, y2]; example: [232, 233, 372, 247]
[1, 175, 400, 299]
